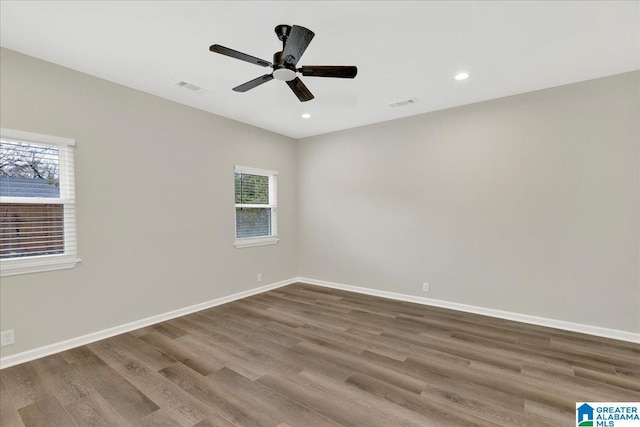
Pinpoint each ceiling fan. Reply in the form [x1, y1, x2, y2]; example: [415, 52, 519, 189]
[210, 24, 357, 102]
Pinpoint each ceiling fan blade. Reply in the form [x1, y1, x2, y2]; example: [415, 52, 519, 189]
[281, 25, 315, 66]
[300, 66, 358, 78]
[286, 77, 314, 102]
[232, 74, 274, 92]
[210, 44, 272, 67]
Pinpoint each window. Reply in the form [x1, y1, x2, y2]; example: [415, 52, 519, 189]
[0, 128, 79, 276]
[234, 165, 278, 248]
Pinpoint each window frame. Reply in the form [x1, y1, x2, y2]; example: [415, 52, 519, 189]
[234, 165, 278, 248]
[0, 128, 80, 276]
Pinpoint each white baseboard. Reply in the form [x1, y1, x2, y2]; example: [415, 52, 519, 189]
[3, 275, 637, 369]
[0, 278, 297, 369]
[297, 277, 640, 344]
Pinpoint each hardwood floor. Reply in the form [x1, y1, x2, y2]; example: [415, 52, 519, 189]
[1, 282, 639, 426]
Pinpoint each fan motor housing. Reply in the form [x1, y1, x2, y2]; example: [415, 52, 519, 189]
[272, 51, 297, 81]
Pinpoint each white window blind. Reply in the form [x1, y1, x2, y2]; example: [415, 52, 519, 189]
[234, 165, 278, 248]
[0, 128, 79, 276]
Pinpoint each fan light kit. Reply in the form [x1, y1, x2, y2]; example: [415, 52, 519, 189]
[455, 72, 469, 80]
[301, 113, 311, 119]
[210, 24, 358, 102]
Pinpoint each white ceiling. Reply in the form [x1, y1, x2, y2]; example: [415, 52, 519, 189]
[1, 1, 638, 139]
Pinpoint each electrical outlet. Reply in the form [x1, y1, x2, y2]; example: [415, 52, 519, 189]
[0, 330, 15, 347]
[422, 282, 430, 292]
[257, 273, 262, 282]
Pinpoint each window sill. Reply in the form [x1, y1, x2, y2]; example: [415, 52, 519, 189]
[234, 236, 279, 248]
[0, 255, 81, 277]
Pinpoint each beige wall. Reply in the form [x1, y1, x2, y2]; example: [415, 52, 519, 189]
[0, 48, 298, 358]
[298, 72, 640, 333]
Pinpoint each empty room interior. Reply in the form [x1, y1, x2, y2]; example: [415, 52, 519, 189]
[0, 1, 639, 426]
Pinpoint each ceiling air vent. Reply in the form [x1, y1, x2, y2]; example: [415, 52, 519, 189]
[176, 80, 203, 92]
[388, 97, 419, 108]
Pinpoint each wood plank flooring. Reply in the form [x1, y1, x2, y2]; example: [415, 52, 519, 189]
[1, 282, 639, 426]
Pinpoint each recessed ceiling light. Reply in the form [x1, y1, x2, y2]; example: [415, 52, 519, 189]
[455, 72, 469, 81]
[301, 113, 311, 119]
